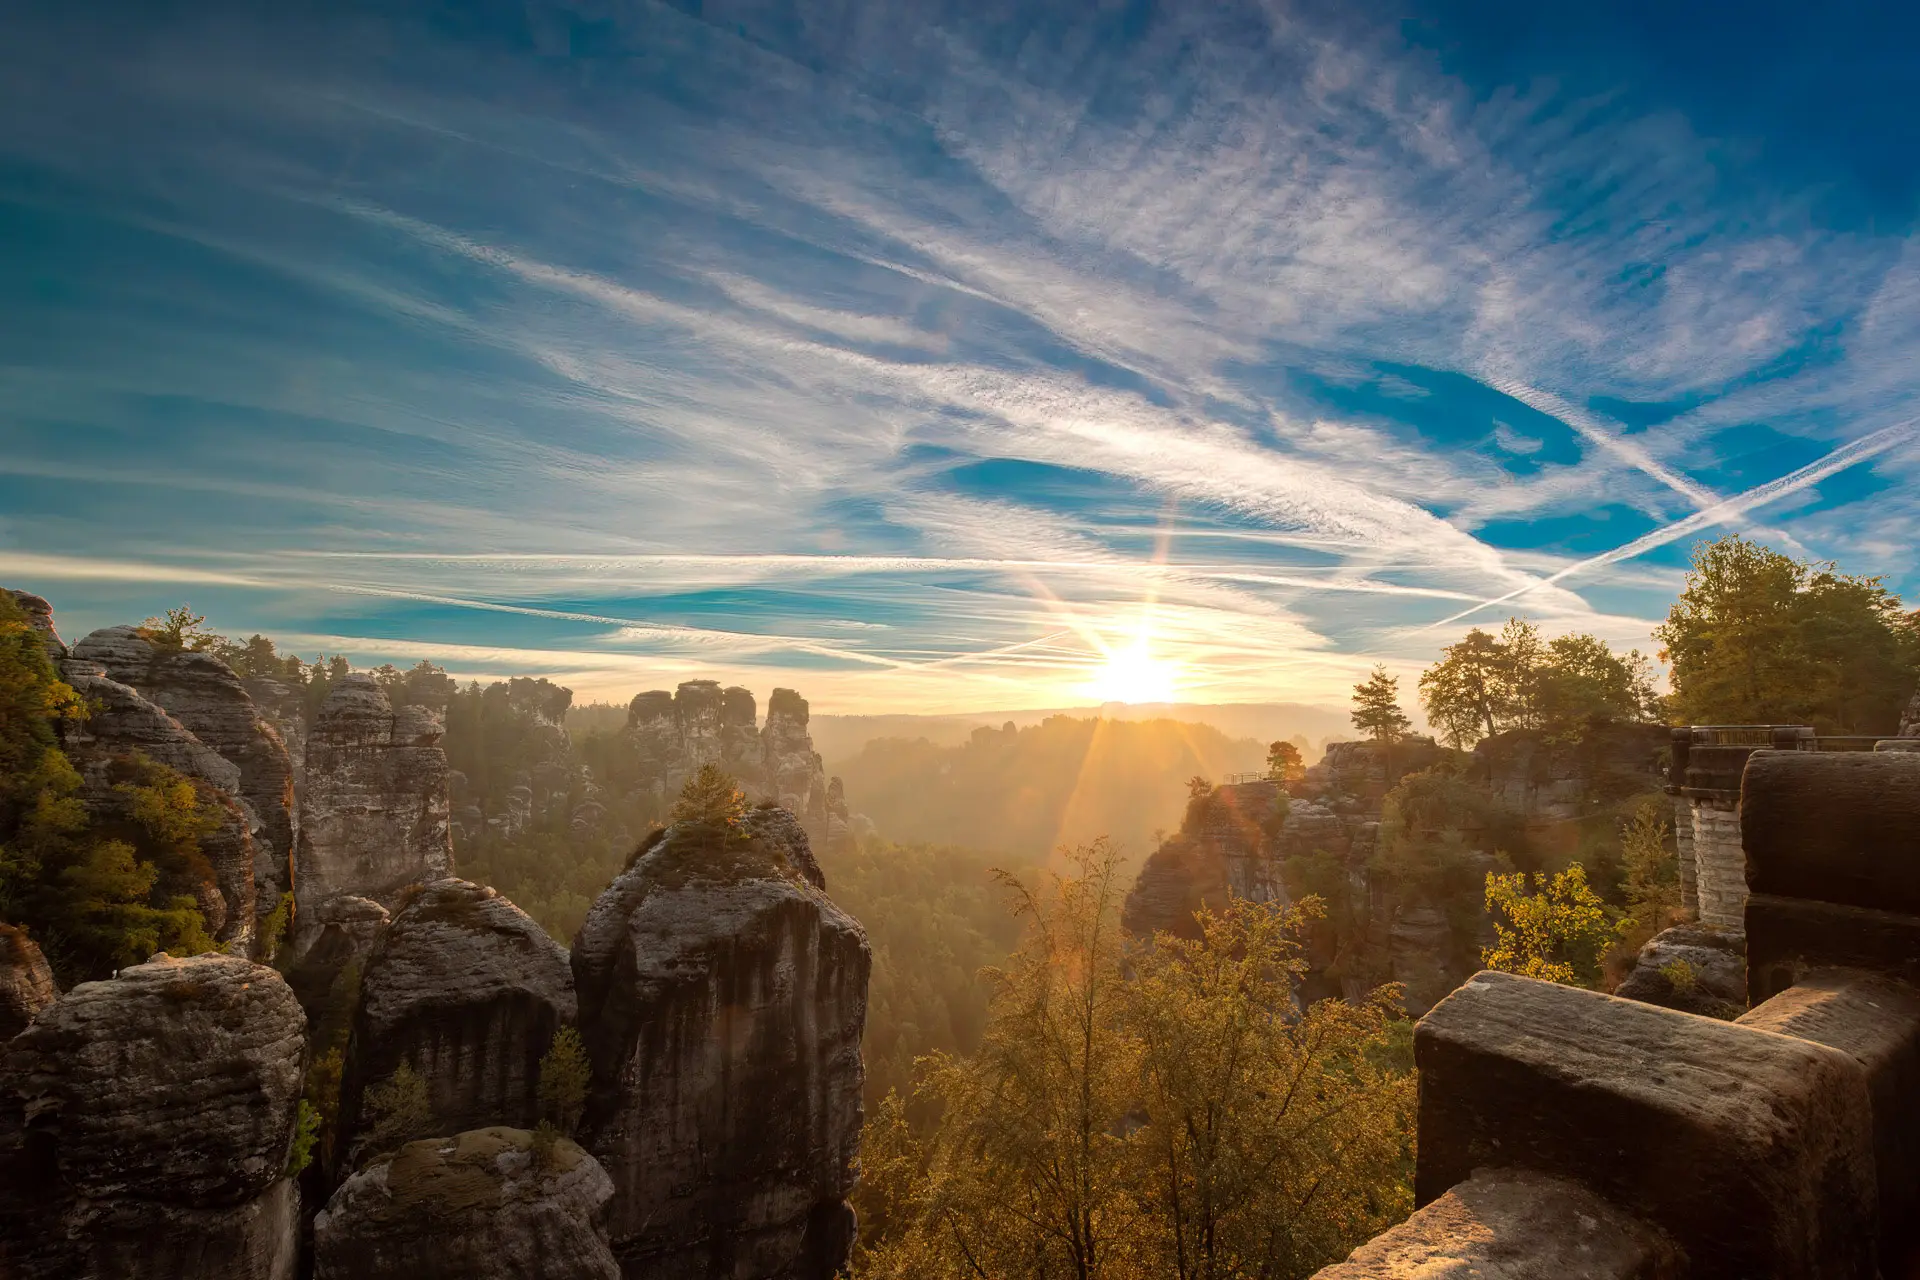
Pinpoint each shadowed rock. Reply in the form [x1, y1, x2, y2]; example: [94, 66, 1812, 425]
[0, 953, 306, 1279]
[72, 626, 298, 932]
[0, 925, 56, 1040]
[295, 675, 452, 951]
[314, 1127, 618, 1280]
[573, 806, 868, 1280]
[1742, 750, 1920, 916]
[337, 880, 573, 1171]
[1124, 779, 1286, 941]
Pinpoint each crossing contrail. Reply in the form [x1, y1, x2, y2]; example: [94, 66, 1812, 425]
[1424, 417, 1920, 630]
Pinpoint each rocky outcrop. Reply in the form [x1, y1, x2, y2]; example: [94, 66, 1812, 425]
[285, 896, 389, 1041]
[71, 626, 298, 933]
[1305, 737, 1444, 802]
[336, 879, 574, 1170]
[0, 924, 56, 1039]
[314, 1128, 619, 1280]
[1123, 780, 1287, 939]
[0, 953, 306, 1279]
[572, 805, 868, 1279]
[1467, 723, 1669, 821]
[295, 675, 452, 951]
[618, 682, 836, 848]
[1901, 690, 1920, 738]
[1614, 923, 1746, 1019]
[4, 588, 66, 663]
[55, 656, 258, 945]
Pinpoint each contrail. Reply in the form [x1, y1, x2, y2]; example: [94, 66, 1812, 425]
[1424, 417, 1920, 630]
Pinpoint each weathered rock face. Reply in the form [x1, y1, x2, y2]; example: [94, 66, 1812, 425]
[1614, 923, 1746, 1019]
[1305, 737, 1444, 802]
[572, 806, 868, 1280]
[296, 675, 453, 950]
[1467, 723, 1670, 821]
[618, 682, 835, 849]
[1901, 690, 1920, 738]
[285, 895, 389, 1040]
[0, 953, 306, 1279]
[1123, 780, 1286, 940]
[0, 924, 57, 1039]
[54, 657, 259, 945]
[314, 1128, 619, 1280]
[4, 588, 66, 663]
[337, 879, 575, 1170]
[71, 626, 298, 932]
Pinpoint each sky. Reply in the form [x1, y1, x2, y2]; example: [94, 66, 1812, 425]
[2, 0, 1917, 714]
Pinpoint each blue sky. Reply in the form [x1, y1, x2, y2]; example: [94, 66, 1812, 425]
[2, 0, 1916, 713]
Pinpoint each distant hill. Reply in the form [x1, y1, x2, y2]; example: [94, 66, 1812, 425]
[812, 701, 1352, 770]
[832, 714, 1272, 862]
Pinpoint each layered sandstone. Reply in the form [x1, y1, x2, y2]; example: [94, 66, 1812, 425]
[1123, 779, 1286, 940]
[336, 880, 574, 1169]
[295, 675, 452, 951]
[0, 924, 56, 1039]
[572, 805, 868, 1279]
[71, 626, 298, 932]
[0, 953, 306, 1279]
[314, 1128, 619, 1280]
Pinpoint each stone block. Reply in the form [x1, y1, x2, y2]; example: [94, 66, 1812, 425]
[1746, 894, 1920, 1002]
[1415, 970, 1877, 1279]
[1741, 751, 1920, 914]
[1738, 969, 1920, 1260]
[1311, 1167, 1678, 1279]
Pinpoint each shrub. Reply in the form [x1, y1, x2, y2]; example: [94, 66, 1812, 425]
[537, 1026, 590, 1134]
[360, 1061, 432, 1162]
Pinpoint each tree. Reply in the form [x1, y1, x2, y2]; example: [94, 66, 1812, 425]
[1482, 864, 1618, 988]
[861, 841, 1141, 1280]
[1126, 898, 1413, 1279]
[670, 764, 749, 836]
[1266, 740, 1305, 783]
[138, 605, 224, 653]
[1655, 534, 1919, 733]
[360, 1061, 433, 1162]
[1422, 621, 1656, 746]
[1617, 799, 1677, 945]
[1351, 666, 1413, 779]
[1418, 630, 1504, 747]
[537, 1026, 591, 1134]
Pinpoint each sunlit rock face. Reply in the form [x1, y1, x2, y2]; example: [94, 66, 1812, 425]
[0, 924, 57, 1040]
[1123, 779, 1288, 941]
[335, 879, 575, 1172]
[314, 1128, 619, 1280]
[294, 675, 453, 952]
[616, 682, 835, 846]
[0, 953, 306, 1280]
[71, 625, 298, 935]
[572, 806, 868, 1280]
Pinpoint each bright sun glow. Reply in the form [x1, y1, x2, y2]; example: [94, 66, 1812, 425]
[1086, 639, 1182, 704]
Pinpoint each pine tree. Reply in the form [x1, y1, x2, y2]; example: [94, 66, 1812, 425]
[1352, 665, 1413, 778]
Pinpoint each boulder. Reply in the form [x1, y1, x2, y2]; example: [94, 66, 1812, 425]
[1415, 970, 1877, 1279]
[295, 675, 453, 950]
[71, 626, 298, 931]
[1747, 895, 1920, 1002]
[337, 880, 574, 1170]
[1613, 923, 1746, 1019]
[1310, 1167, 1678, 1279]
[572, 806, 868, 1279]
[0, 953, 306, 1279]
[314, 1127, 619, 1280]
[0, 924, 56, 1039]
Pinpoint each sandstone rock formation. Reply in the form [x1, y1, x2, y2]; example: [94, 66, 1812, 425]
[0, 924, 56, 1039]
[1614, 923, 1746, 1019]
[1305, 737, 1444, 802]
[617, 681, 837, 848]
[5, 588, 65, 663]
[71, 625, 298, 933]
[1123, 779, 1286, 940]
[0, 953, 306, 1279]
[295, 675, 453, 951]
[284, 895, 389, 1041]
[1466, 723, 1669, 821]
[572, 805, 868, 1279]
[314, 1127, 619, 1280]
[55, 651, 259, 945]
[337, 879, 574, 1169]
[1901, 690, 1920, 738]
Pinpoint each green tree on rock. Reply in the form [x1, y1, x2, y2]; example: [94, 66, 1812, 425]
[1352, 665, 1413, 778]
[1482, 863, 1617, 988]
[1266, 739, 1306, 783]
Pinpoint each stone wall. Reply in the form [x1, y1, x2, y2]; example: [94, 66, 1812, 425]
[1688, 797, 1744, 931]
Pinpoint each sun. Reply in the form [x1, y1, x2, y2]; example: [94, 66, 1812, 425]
[1086, 638, 1181, 705]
